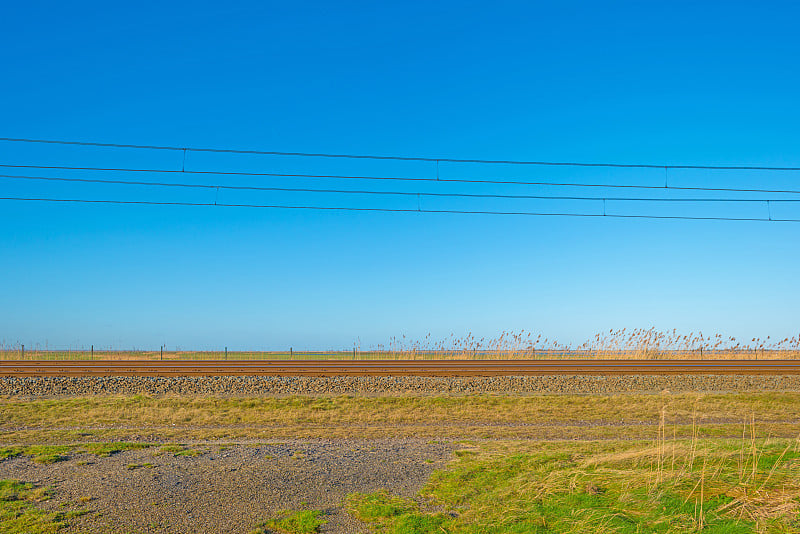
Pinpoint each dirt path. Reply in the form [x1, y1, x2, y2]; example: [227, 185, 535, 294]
[0, 440, 455, 534]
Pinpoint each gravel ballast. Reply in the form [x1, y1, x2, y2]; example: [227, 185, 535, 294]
[2, 374, 800, 396]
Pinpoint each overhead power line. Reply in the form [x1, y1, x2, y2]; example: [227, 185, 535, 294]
[1, 196, 798, 222]
[3, 137, 797, 222]
[2, 163, 800, 195]
[2, 136, 800, 171]
[2, 172, 800, 203]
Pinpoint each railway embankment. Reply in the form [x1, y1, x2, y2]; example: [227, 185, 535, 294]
[3, 374, 800, 396]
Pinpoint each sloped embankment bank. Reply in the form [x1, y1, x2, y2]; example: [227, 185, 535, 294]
[2, 374, 800, 396]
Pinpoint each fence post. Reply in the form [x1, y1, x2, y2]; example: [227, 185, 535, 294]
[21, 344, 24, 359]
[161, 346, 163, 361]
[91, 345, 93, 360]
[225, 347, 227, 360]
[290, 347, 293, 359]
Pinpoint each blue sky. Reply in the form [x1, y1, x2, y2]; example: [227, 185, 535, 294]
[1, 1, 798, 350]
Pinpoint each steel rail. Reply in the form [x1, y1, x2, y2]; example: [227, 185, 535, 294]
[1, 360, 800, 377]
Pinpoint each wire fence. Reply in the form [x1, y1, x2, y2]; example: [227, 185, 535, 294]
[1, 348, 798, 361]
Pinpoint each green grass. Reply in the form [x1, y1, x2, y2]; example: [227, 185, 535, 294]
[0, 443, 156, 465]
[251, 509, 327, 534]
[126, 462, 154, 470]
[78, 442, 151, 457]
[0, 448, 23, 461]
[382, 438, 800, 533]
[346, 491, 452, 533]
[0, 480, 86, 533]
[158, 444, 203, 457]
[23, 446, 71, 465]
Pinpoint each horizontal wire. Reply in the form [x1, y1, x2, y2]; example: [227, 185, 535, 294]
[2, 136, 800, 171]
[1, 196, 798, 222]
[2, 163, 800, 195]
[3, 172, 800, 202]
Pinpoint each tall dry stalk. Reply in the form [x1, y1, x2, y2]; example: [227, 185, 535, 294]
[739, 417, 747, 483]
[699, 458, 706, 530]
[688, 405, 698, 473]
[751, 412, 757, 483]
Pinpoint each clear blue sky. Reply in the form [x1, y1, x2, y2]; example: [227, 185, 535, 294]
[1, 1, 798, 350]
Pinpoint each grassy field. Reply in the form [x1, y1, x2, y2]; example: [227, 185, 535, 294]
[1, 391, 799, 443]
[344, 438, 800, 533]
[1, 391, 799, 532]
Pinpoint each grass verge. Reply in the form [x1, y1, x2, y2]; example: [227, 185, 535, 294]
[346, 490, 451, 533]
[0, 480, 86, 533]
[352, 435, 800, 533]
[0, 443, 154, 464]
[251, 509, 327, 534]
[2, 392, 800, 443]
[157, 444, 204, 457]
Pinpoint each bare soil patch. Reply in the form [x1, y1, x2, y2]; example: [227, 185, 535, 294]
[0, 440, 454, 534]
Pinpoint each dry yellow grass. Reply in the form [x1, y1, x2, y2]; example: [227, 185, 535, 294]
[1, 392, 799, 443]
[3, 392, 800, 427]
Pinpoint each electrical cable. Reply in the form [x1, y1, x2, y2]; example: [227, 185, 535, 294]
[2, 163, 800, 195]
[2, 136, 800, 170]
[2, 172, 799, 202]
[1, 196, 798, 222]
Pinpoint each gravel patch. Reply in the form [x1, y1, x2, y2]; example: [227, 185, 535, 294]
[2, 374, 800, 397]
[0, 440, 454, 533]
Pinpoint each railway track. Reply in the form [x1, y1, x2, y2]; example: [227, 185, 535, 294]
[1, 360, 800, 377]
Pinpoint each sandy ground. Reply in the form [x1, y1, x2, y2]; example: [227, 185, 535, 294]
[0, 440, 456, 534]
